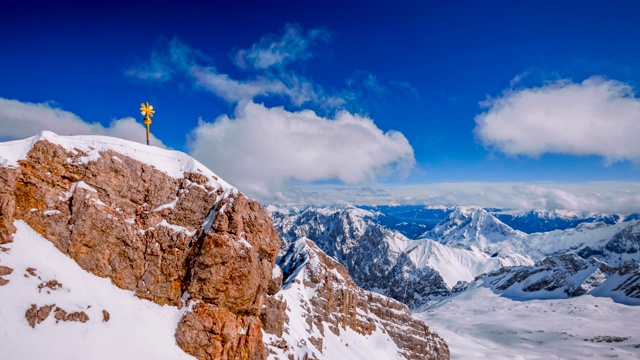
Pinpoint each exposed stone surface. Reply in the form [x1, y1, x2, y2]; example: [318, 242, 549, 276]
[0, 167, 18, 244]
[264, 238, 450, 360]
[1, 138, 281, 360]
[54, 307, 90, 323]
[25, 303, 56, 328]
[102, 309, 110, 322]
[0, 265, 12, 286]
[176, 301, 266, 360]
[38, 279, 63, 293]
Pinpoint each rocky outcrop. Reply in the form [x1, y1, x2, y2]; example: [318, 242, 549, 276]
[0, 135, 281, 359]
[263, 238, 450, 360]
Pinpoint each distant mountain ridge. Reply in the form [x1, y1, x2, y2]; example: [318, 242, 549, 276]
[360, 205, 638, 237]
[268, 204, 640, 309]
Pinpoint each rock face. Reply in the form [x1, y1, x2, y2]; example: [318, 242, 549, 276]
[0, 135, 281, 360]
[263, 238, 450, 360]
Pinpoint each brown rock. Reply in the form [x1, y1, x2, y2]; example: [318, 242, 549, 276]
[2, 138, 283, 359]
[0, 265, 12, 286]
[0, 167, 18, 244]
[175, 301, 266, 360]
[38, 279, 62, 293]
[25, 304, 56, 328]
[102, 309, 110, 322]
[54, 307, 90, 323]
[25, 304, 37, 328]
[260, 296, 288, 338]
[25, 267, 37, 277]
[265, 239, 450, 360]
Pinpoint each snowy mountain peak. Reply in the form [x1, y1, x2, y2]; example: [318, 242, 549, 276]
[424, 206, 527, 254]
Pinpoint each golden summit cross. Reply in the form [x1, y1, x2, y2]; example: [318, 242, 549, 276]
[140, 102, 155, 145]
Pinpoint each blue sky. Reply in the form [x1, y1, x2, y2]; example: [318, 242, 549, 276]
[2, 0, 640, 209]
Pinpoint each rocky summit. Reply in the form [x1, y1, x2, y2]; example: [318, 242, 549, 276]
[0, 132, 448, 360]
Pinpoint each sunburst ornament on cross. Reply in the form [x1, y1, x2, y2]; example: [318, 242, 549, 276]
[139, 102, 155, 145]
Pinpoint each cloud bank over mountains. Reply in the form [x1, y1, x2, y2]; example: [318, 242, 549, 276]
[275, 182, 640, 213]
[476, 76, 640, 163]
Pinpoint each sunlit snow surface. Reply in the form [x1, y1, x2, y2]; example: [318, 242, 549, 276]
[417, 285, 640, 360]
[0, 131, 234, 191]
[0, 221, 194, 360]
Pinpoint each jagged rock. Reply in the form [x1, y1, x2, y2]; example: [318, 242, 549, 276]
[102, 309, 110, 322]
[54, 307, 90, 323]
[1, 135, 281, 360]
[0, 265, 12, 286]
[25, 303, 56, 328]
[0, 167, 18, 244]
[264, 238, 450, 360]
[175, 301, 265, 360]
[38, 279, 62, 293]
[260, 296, 288, 338]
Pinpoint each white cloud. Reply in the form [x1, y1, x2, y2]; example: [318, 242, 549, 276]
[268, 182, 640, 213]
[128, 37, 342, 108]
[475, 76, 640, 162]
[187, 101, 415, 196]
[233, 23, 330, 70]
[0, 98, 164, 146]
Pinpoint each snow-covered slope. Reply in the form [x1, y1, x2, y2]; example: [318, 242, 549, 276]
[422, 206, 529, 255]
[479, 253, 640, 304]
[0, 131, 234, 191]
[0, 221, 193, 360]
[424, 206, 640, 266]
[265, 238, 449, 360]
[418, 286, 640, 360]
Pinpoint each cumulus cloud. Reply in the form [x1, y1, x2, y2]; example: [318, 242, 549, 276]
[0, 98, 164, 146]
[475, 76, 640, 162]
[269, 182, 640, 213]
[187, 101, 415, 196]
[233, 23, 330, 71]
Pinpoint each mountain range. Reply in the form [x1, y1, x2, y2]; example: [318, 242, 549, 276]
[268, 205, 640, 308]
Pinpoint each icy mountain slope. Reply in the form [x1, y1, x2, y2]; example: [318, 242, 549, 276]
[0, 221, 194, 360]
[263, 238, 449, 360]
[269, 207, 532, 308]
[424, 206, 640, 266]
[479, 253, 640, 304]
[422, 206, 529, 254]
[417, 286, 640, 360]
[492, 208, 622, 233]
